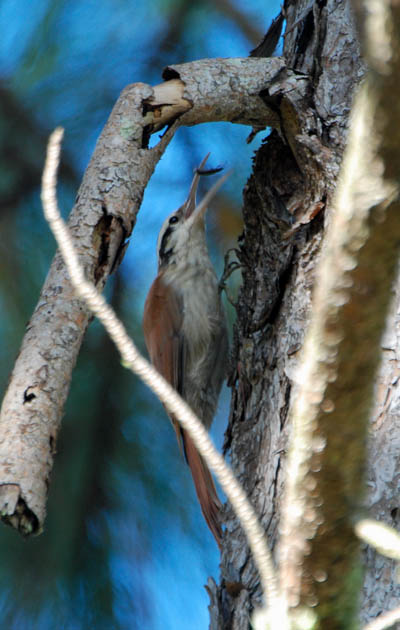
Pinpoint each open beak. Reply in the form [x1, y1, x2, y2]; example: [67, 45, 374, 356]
[182, 153, 210, 220]
[182, 154, 230, 226]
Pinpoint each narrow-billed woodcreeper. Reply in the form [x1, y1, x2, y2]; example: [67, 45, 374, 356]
[143, 155, 228, 547]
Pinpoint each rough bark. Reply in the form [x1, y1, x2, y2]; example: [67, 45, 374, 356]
[352, 0, 400, 623]
[363, 275, 400, 624]
[2, 4, 399, 627]
[279, 80, 400, 626]
[0, 57, 295, 536]
[0, 82, 165, 535]
[210, 1, 365, 627]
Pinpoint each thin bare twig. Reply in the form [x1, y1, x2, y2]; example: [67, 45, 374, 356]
[0, 56, 302, 537]
[278, 78, 400, 624]
[363, 606, 400, 630]
[41, 127, 286, 625]
[355, 519, 400, 562]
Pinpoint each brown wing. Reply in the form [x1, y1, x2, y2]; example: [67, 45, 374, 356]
[143, 273, 222, 547]
[143, 273, 185, 445]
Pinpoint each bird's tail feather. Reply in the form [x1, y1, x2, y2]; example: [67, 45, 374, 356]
[182, 429, 222, 549]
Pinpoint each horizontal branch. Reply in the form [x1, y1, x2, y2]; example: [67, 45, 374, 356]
[0, 56, 289, 536]
[145, 57, 284, 133]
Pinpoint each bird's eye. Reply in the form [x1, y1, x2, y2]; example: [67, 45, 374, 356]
[169, 215, 179, 225]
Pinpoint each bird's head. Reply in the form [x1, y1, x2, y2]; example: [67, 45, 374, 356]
[156, 154, 228, 270]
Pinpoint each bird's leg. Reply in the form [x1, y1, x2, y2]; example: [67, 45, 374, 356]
[219, 247, 241, 306]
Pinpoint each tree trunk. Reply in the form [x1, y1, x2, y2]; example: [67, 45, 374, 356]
[362, 274, 400, 623]
[209, 0, 366, 627]
[3, 0, 399, 626]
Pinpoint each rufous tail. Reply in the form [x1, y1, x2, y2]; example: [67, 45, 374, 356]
[182, 429, 222, 549]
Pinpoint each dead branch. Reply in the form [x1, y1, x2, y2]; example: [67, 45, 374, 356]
[41, 128, 282, 622]
[0, 56, 287, 536]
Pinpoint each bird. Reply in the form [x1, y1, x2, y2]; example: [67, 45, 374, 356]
[143, 154, 229, 548]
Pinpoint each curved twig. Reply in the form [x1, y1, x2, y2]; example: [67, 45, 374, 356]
[41, 128, 285, 624]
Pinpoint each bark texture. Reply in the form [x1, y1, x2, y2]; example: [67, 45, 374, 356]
[352, 0, 400, 623]
[0, 83, 170, 535]
[279, 80, 400, 626]
[209, 1, 364, 628]
[364, 276, 400, 623]
[0, 57, 296, 536]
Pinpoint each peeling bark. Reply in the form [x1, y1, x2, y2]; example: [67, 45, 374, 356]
[210, 0, 400, 628]
[352, 0, 400, 623]
[0, 57, 296, 535]
[3, 6, 399, 628]
[210, 0, 365, 627]
[279, 83, 400, 625]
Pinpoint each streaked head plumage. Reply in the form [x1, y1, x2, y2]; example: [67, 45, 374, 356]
[156, 154, 228, 269]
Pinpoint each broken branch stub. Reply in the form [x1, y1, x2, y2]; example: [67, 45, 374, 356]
[143, 57, 284, 136]
[0, 56, 288, 537]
